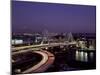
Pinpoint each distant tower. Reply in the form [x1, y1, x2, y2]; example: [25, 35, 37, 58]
[67, 32, 74, 42]
[41, 29, 49, 44]
[88, 39, 95, 50]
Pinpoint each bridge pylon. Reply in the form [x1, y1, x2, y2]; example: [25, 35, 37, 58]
[41, 29, 50, 45]
[67, 32, 74, 42]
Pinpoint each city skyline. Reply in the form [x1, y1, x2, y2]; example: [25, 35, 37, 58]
[12, 1, 96, 33]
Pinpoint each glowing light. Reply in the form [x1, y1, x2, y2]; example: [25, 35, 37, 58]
[84, 52, 88, 62]
[76, 51, 79, 61]
[80, 51, 84, 61]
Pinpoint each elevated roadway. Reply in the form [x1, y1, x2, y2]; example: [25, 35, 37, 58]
[12, 42, 77, 52]
[12, 50, 55, 73]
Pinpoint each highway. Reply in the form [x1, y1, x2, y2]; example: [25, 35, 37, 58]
[12, 41, 77, 52]
[12, 49, 55, 73]
[12, 41, 76, 74]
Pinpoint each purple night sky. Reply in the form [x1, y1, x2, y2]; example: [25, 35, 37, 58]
[12, 1, 96, 33]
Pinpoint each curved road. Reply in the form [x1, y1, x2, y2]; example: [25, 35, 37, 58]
[12, 50, 55, 74]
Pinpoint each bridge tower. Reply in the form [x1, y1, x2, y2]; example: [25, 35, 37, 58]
[67, 32, 74, 42]
[41, 29, 49, 44]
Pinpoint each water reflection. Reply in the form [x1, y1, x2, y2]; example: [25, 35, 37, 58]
[75, 50, 88, 62]
[84, 52, 88, 62]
